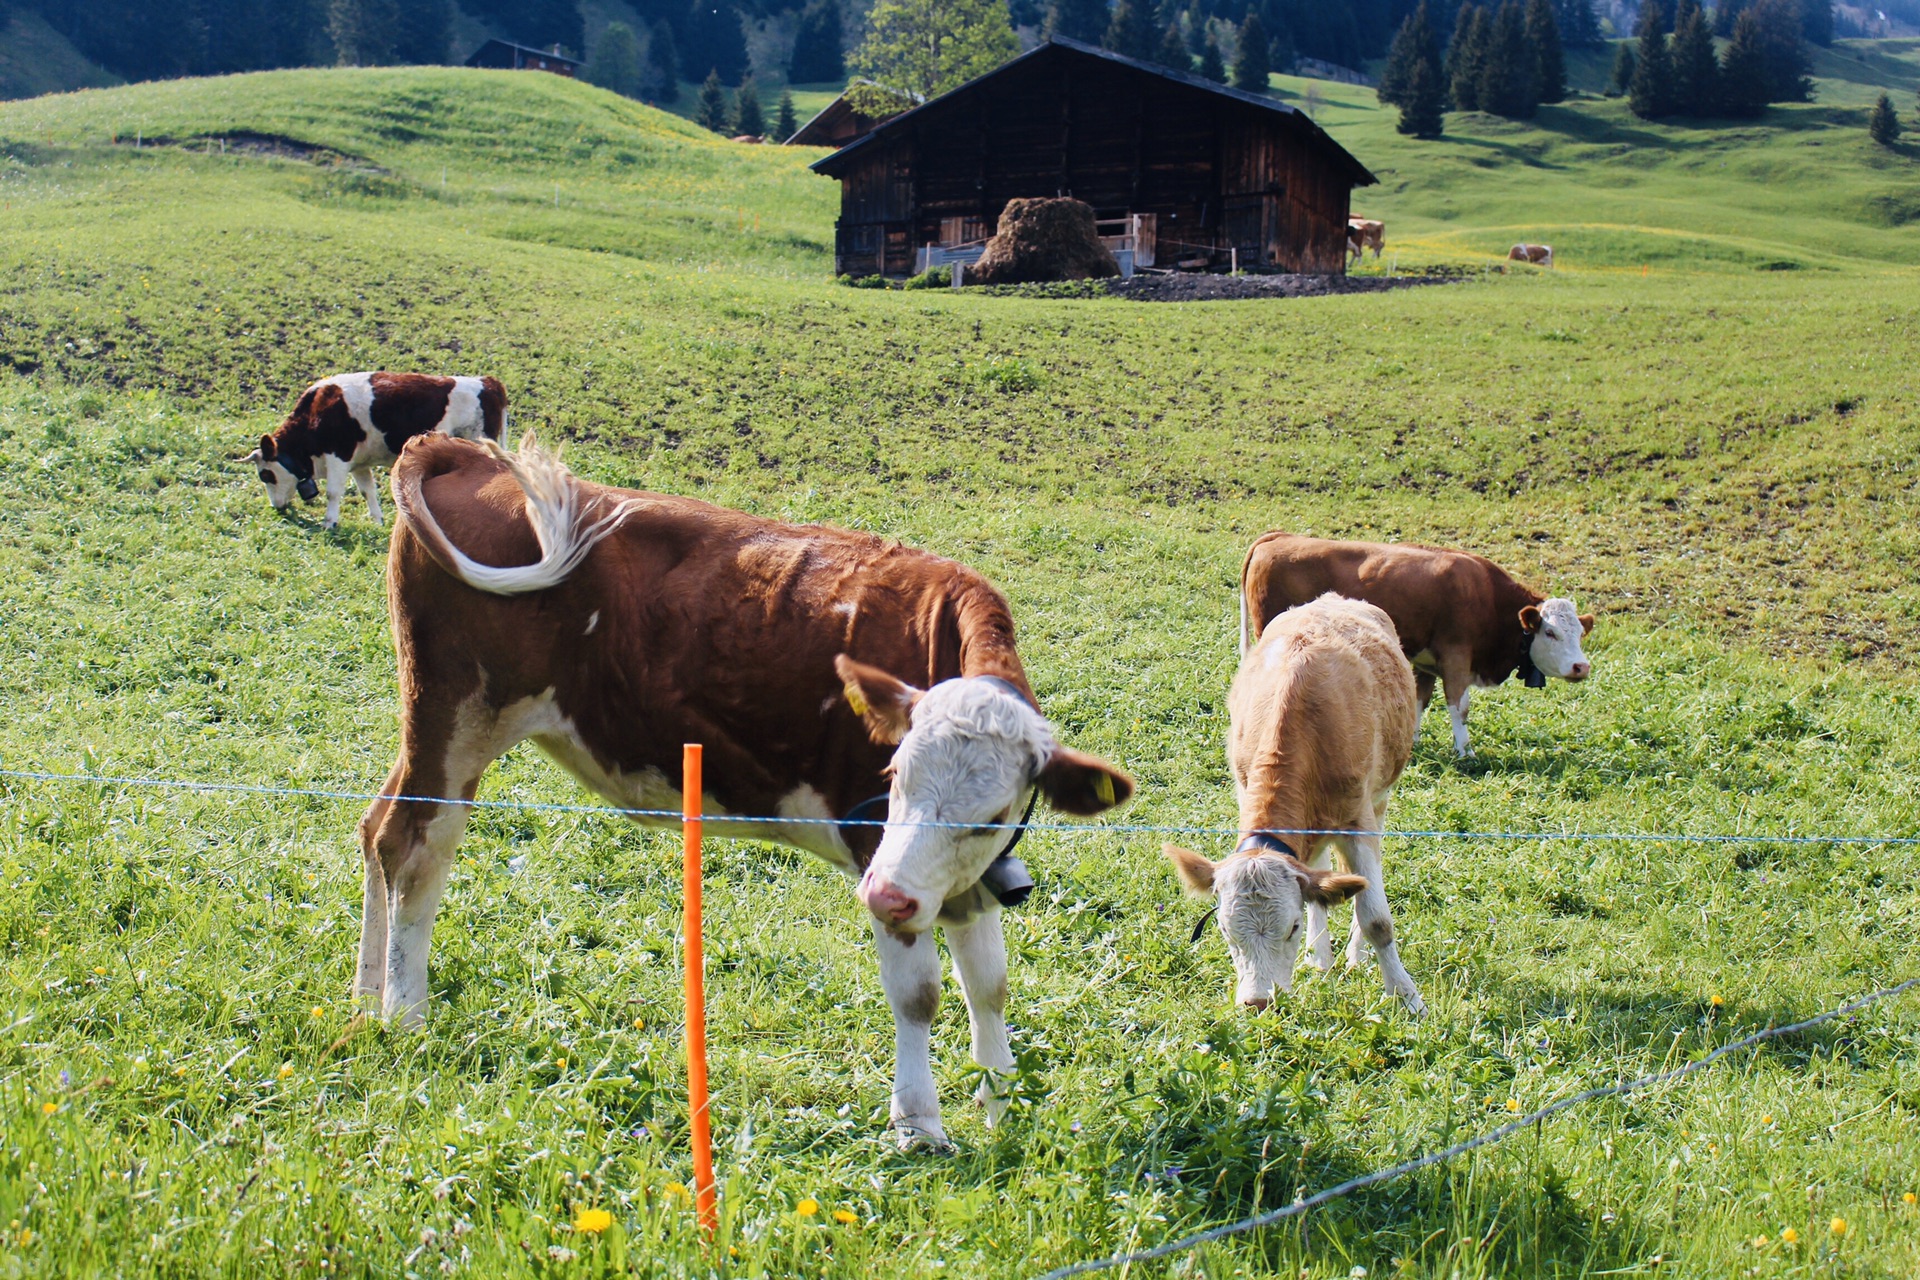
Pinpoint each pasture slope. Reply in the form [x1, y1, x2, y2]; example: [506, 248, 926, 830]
[0, 54, 1917, 1280]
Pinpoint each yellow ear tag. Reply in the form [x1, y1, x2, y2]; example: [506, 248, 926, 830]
[1093, 773, 1116, 806]
[844, 686, 870, 717]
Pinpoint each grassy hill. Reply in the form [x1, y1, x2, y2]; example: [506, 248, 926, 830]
[0, 58, 1917, 1278]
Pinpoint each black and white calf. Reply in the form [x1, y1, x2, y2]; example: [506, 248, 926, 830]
[248, 372, 508, 528]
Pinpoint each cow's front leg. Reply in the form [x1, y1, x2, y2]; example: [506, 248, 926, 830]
[1302, 843, 1335, 972]
[943, 909, 1015, 1127]
[1343, 834, 1424, 1015]
[322, 454, 350, 529]
[871, 920, 947, 1150]
[1442, 678, 1473, 758]
[352, 467, 385, 526]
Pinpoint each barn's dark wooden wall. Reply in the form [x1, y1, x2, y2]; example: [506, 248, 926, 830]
[812, 39, 1374, 278]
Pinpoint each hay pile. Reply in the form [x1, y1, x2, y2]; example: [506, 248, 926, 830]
[965, 198, 1119, 285]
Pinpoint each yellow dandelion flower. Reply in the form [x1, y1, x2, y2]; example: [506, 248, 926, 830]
[1505, 1099, 1521, 1113]
[1904, 1192, 1917, 1205]
[556, 1058, 567, 1071]
[572, 1208, 613, 1234]
[663, 1182, 690, 1206]
[832, 1209, 858, 1225]
[796, 1198, 819, 1216]
[16, 1229, 29, 1247]
[633, 1017, 645, 1030]
[1710, 995, 1723, 1007]
[1829, 1217, 1846, 1237]
[1780, 1227, 1798, 1244]
[278, 1063, 295, 1080]
[39, 1102, 57, 1115]
[1708, 1143, 1720, 1155]
[1761, 1114, 1774, 1126]
[92, 967, 107, 976]
[311, 1006, 325, 1018]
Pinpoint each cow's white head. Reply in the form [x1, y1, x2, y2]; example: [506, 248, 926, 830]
[835, 656, 1132, 934]
[245, 434, 318, 510]
[1165, 843, 1365, 1009]
[1520, 598, 1594, 682]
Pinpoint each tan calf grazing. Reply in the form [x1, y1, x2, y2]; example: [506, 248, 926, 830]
[1167, 593, 1424, 1013]
[1347, 217, 1385, 263]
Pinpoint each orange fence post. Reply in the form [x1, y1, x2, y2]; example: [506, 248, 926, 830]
[682, 743, 718, 1237]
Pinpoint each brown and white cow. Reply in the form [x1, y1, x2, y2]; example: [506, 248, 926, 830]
[363, 432, 1132, 1149]
[248, 372, 508, 528]
[1166, 594, 1423, 1013]
[1348, 217, 1385, 264]
[1241, 532, 1594, 758]
[1508, 243, 1553, 267]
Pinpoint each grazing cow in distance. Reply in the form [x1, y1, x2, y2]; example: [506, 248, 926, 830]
[1508, 243, 1553, 267]
[367, 433, 1132, 1150]
[248, 372, 508, 528]
[1348, 217, 1385, 264]
[1167, 594, 1424, 1013]
[1241, 532, 1594, 758]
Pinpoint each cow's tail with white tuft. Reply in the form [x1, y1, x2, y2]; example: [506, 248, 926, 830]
[393, 430, 639, 596]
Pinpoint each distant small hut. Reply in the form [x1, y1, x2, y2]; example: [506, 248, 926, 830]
[465, 40, 582, 77]
[785, 83, 913, 148]
[810, 37, 1375, 279]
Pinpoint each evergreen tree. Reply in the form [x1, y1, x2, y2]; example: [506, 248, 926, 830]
[1379, 0, 1441, 108]
[1751, 0, 1811, 102]
[1477, 0, 1535, 117]
[650, 20, 681, 100]
[683, 1, 748, 83]
[461, 0, 581, 55]
[1669, 0, 1719, 115]
[1719, 9, 1771, 115]
[1232, 10, 1271, 90]
[1447, 3, 1488, 111]
[392, 0, 450, 63]
[1398, 40, 1447, 135]
[1713, 0, 1752, 37]
[1155, 21, 1193, 71]
[775, 88, 798, 140]
[328, 0, 399, 64]
[1525, 0, 1564, 103]
[1553, 0, 1600, 46]
[1867, 92, 1899, 144]
[1044, 0, 1109, 41]
[732, 76, 763, 135]
[1801, 0, 1832, 45]
[790, 0, 844, 83]
[1197, 31, 1226, 80]
[1609, 39, 1634, 95]
[1105, 0, 1157, 58]
[587, 21, 645, 96]
[695, 67, 730, 131]
[1628, 0, 1672, 117]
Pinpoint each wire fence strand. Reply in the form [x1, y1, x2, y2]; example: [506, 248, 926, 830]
[2, 767, 1918, 847]
[1034, 974, 1920, 1280]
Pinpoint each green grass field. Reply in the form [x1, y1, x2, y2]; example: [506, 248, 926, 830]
[1, 51, 1917, 1278]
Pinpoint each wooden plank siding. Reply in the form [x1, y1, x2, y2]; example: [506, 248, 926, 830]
[815, 39, 1374, 278]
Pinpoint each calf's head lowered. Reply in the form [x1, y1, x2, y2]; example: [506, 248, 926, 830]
[1166, 844, 1365, 1008]
[836, 656, 1133, 933]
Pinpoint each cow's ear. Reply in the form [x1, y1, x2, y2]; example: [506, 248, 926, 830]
[1578, 613, 1595, 636]
[1295, 863, 1368, 906]
[244, 447, 262, 464]
[1163, 844, 1216, 896]
[833, 654, 920, 745]
[1036, 746, 1133, 815]
[258, 435, 276, 462]
[1518, 604, 1543, 632]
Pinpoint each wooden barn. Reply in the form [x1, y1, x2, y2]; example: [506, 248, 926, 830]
[465, 39, 581, 77]
[810, 37, 1375, 279]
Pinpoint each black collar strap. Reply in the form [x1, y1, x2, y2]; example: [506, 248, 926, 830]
[838, 783, 1041, 908]
[1517, 629, 1546, 688]
[1191, 832, 1301, 942]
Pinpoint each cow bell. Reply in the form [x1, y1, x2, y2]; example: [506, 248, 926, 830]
[1524, 667, 1546, 689]
[296, 476, 320, 502]
[979, 852, 1034, 908]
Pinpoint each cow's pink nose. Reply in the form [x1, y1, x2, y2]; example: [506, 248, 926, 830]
[1241, 996, 1271, 1012]
[862, 879, 919, 926]
[1568, 662, 1591, 681]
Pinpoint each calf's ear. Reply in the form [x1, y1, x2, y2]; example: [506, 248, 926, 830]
[1037, 747, 1133, 815]
[258, 435, 276, 462]
[833, 654, 920, 745]
[1163, 844, 1216, 896]
[1578, 613, 1595, 635]
[1518, 604, 1543, 631]
[1296, 864, 1368, 906]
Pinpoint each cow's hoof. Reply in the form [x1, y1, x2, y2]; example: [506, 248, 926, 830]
[893, 1119, 952, 1153]
[1397, 990, 1428, 1018]
[975, 1081, 1011, 1128]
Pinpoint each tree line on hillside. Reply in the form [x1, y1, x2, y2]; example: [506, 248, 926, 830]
[1376, 0, 1827, 136]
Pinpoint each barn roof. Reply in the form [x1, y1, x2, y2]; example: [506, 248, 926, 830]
[810, 36, 1375, 186]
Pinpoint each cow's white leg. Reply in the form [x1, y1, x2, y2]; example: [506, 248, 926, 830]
[1342, 834, 1424, 1015]
[322, 454, 349, 529]
[1446, 684, 1473, 758]
[352, 466, 384, 526]
[871, 920, 947, 1150]
[1302, 842, 1335, 972]
[943, 910, 1015, 1127]
[353, 763, 406, 1006]
[380, 799, 472, 1025]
